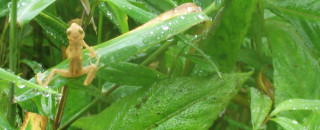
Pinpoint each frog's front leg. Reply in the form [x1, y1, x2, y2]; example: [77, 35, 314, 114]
[37, 69, 73, 87]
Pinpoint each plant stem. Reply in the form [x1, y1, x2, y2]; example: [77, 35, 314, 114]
[204, 1, 217, 15]
[97, 11, 103, 44]
[53, 86, 69, 130]
[58, 84, 120, 130]
[141, 41, 173, 66]
[8, 0, 18, 127]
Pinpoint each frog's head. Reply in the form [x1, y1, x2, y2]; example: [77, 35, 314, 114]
[66, 23, 85, 40]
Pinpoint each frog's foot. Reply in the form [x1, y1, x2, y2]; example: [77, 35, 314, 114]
[36, 73, 44, 86]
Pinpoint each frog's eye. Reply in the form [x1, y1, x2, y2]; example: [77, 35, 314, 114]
[66, 30, 71, 35]
[78, 29, 84, 34]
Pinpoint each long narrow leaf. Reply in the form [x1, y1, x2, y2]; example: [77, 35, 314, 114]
[270, 99, 320, 117]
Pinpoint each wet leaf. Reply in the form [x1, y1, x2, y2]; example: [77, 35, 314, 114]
[271, 117, 305, 130]
[20, 59, 44, 74]
[34, 12, 69, 47]
[199, 0, 258, 72]
[15, 0, 55, 25]
[98, 2, 129, 33]
[0, 68, 61, 98]
[72, 72, 253, 129]
[270, 99, 320, 117]
[267, 18, 320, 119]
[250, 87, 272, 130]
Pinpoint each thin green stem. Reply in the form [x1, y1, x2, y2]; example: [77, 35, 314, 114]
[204, 1, 217, 15]
[58, 84, 120, 130]
[8, 0, 18, 127]
[141, 41, 174, 66]
[97, 11, 103, 44]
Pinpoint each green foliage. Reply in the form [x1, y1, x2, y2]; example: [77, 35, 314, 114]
[250, 88, 272, 130]
[72, 72, 252, 129]
[0, 0, 319, 129]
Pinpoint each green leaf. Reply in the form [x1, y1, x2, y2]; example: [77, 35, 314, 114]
[270, 99, 320, 117]
[304, 112, 320, 129]
[16, 0, 55, 25]
[15, 11, 210, 102]
[34, 12, 69, 47]
[72, 72, 253, 129]
[0, 114, 13, 130]
[250, 87, 272, 130]
[104, 0, 157, 23]
[0, 68, 61, 98]
[271, 117, 305, 130]
[97, 62, 167, 86]
[267, 1, 320, 58]
[0, 0, 9, 17]
[20, 59, 44, 74]
[268, 19, 320, 118]
[99, 2, 129, 33]
[267, 0, 320, 21]
[199, 0, 258, 72]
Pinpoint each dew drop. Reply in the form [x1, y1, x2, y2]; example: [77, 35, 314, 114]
[187, 7, 193, 12]
[316, 107, 319, 110]
[43, 92, 50, 97]
[293, 107, 296, 110]
[18, 85, 26, 89]
[292, 120, 298, 124]
[55, 94, 62, 100]
[198, 14, 205, 19]
[150, 31, 154, 35]
[305, 106, 308, 109]
[180, 16, 185, 19]
[162, 25, 169, 31]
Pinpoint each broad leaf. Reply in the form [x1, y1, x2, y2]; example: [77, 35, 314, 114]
[267, 19, 320, 119]
[16, 0, 55, 25]
[72, 72, 253, 129]
[250, 88, 272, 130]
[199, 0, 258, 72]
[0, 114, 12, 130]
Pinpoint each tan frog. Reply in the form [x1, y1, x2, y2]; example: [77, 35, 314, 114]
[37, 23, 98, 87]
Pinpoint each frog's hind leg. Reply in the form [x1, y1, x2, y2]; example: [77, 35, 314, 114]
[43, 69, 72, 87]
[80, 64, 97, 86]
[81, 57, 100, 86]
